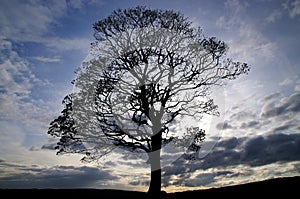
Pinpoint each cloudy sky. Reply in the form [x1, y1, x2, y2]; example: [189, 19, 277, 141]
[0, 0, 300, 192]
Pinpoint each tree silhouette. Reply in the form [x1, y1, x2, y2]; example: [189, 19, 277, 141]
[48, 6, 249, 196]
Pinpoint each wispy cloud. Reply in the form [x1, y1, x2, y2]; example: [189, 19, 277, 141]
[32, 56, 61, 63]
[216, 0, 277, 64]
[266, 9, 283, 23]
[266, 0, 300, 23]
[0, 0, 93, 53]
[67, 0, 106, 9]
[283, 0, 300, 18]
[42, 36, 91, 53]
[0, 0, 66, 42]
[279, 78, 294, 86]
[228, 22, 277, 64]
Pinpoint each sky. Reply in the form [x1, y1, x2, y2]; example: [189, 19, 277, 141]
[0, 0, 300, 192]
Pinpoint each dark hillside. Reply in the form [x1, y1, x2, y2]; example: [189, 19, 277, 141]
[169, 176, 300, 198]
[1, 176, 299, 198]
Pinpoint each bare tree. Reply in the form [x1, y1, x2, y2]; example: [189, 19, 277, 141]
[48, 6, 249, 196]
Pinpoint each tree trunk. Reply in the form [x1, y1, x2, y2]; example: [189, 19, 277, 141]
[148, 150, 161, 195]
[147, 132, 162, 195]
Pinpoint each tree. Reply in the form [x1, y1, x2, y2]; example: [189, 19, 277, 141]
[48, 6, 249, 196]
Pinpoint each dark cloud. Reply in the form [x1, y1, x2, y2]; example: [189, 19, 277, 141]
[128, 181, 140, 186]
[162, 143, 184, 154]
[181, 173, 215, 187]
[261, 93, 300, 118]
[260, 92, 281, 102]
[218, 92, 300, 137]
[105, 161, 118, 167]
[36, 91, 300, 189]
[29, 146, 40, 151]
[0, 161, 117, 188]
[269, 123, 294, 133]
[183, 171, 235, 187]
[129, 179, 149, 186]
[115, 151, 149, 168]
[215, 137, 244, 149]
[163, 133, 300, 177]
[216, 121, 235, 130]
[218, 133, 300, 167]
[41, 142, 57, 150]
[240, 120, 260, 129]
[161, 133, 300, 187]
[229, 110, 255, 121]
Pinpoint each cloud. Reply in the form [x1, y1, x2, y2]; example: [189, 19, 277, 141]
[241, 134, 300, 165]
[279, 78, 294, 86]
[260, 92, 282, 103]
[32, 56, 61, 63]
[240, 120, 260, 129]
[42, 36, 91, 53]
[162, 133, 300, 188]
[268, 123, 294, 134]
[0, 0, 66, 42]
[216, 0, 249, 29]
[265, 0, 300, 24]
[261, 93, 300, 118]
[229, 110, 255, 121]
[67, 0, 106, 9]
[52, 87, 299, 184]
[266, 9, 282, 23]
[41, 142, 58, 151]
[216, 121, 235, 130]
[180, 171, 236, 187]
[231, 24, 277, 63]
[0, 38, 70, 169]
[184, 161, 300, 188]
[218, 90, 300, 137]
[216, 0, 277, 64]
[0, 40, 36, 96]
[68, 0, 87, 9]
[283, 0, 300, 18]
[0, 1, 93, 53]
[295, 84, 300, 91]
[0, 160, 117, 188]
[0, 38, 38, 121]
[224, 0, 249, 11]
[0, 38, 55, 124]
[236, 134, 299, 165]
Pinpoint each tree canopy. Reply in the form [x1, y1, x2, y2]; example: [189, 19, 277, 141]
[48, 6, 249, 194]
